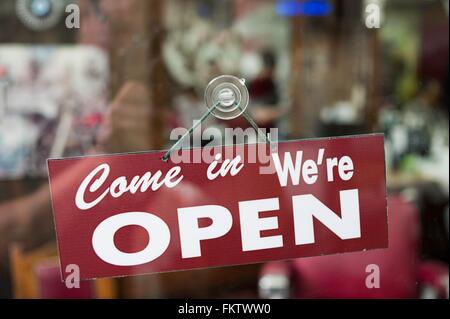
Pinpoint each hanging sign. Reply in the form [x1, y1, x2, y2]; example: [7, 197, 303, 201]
[48, 134, 388, 281]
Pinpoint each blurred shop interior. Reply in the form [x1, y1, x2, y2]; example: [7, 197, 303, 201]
[0, 0, 448, 298]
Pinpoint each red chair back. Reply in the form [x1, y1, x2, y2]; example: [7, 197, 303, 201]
[291, 197, 420, 298]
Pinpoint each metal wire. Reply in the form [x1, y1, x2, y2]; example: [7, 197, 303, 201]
[162, 102, 219, 162]
[236, 104, 273, 146]
[162, 101, 273, 162]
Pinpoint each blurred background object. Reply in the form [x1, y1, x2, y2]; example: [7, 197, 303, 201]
[0, 0, 448, 298]
[0, 45, 108, 178]
[259, 197, 448, 299]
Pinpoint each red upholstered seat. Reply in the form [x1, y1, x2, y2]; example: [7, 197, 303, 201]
[260, 197, 442, 298]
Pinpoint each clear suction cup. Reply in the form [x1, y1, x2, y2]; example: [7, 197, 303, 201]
[204, 75, 249, 120]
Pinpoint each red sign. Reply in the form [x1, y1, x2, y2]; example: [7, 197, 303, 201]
[48, 134, 388, 280]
